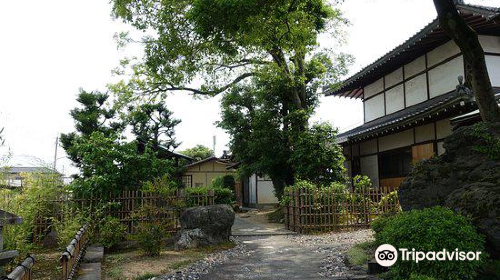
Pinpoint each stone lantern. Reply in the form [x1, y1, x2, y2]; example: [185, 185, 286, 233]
[0, 210, 22, 276]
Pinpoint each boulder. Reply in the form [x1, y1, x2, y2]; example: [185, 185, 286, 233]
[175, 204, 234, 250]
[399, 122, 500, 257]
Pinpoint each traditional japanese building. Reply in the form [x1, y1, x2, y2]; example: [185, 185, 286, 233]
[326, 3, 500, 189]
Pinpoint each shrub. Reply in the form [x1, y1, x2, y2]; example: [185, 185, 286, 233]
[129, 204, 171, 256]
[377, 206, 487, 280]
[222, 175, 236, 190]
[371, 215, 396, 237]
[214, 187, 235, 205]
[98, 216, 127, 250]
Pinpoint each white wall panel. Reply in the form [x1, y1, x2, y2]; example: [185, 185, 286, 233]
[486, 55, 500, 87]
[385, 84, 405, 114]
[365, 94, 385, 122]
[437, 141, 445, 156]
[415, 123, 435, 143]
[360, 155, 379, 188]
[360, 139, 378, 155]
[378, 129, 414, 152]
[405, 74, 428, 106]
[479, 35, 500, 53]
[257, 180, 278, 204]
[364, 78, 384, 98]
[405, 56, 426, 77]
[429, 56, 464, 98]
[436, 118, 453, 139]
[427, 41, 460, 67]
[385, 68, 403, 88]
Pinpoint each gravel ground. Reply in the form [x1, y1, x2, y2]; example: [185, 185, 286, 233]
[152, 237, 250, 280]
[286, 229, 374, 277]
[153, 230, 374, 280]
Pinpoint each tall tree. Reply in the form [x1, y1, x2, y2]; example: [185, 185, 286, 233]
[127, 102, 180, 153]
[179, 145, 213, 162]
[433, 0, 500, 122]
[60, 90, 124, 167]
[111, 0, 351, 192]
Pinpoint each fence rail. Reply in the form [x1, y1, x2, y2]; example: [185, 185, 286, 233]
[60, 224, 90, 280]
[3, 255, 35, 280]
[284, 186, 400, 233]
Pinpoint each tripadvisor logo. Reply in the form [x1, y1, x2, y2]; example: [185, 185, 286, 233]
[375, 244, 482, 267]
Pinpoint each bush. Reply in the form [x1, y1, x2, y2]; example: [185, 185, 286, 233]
[371, 215, 396, 236]
[377, 206, 487, 280]
[129, 204, 171, 256]
[214, 187, 235, 205]
[98, 216, 127, 250]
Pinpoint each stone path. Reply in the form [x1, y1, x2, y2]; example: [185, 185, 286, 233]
[232, 213, 296, 236]
[199, 235, 332, 280]
[76, 245, 104, 280]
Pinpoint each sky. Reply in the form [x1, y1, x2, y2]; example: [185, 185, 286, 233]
[1, 0, 499, 175]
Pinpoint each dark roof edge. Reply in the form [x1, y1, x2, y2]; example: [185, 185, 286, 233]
[324, 3, 499, 97]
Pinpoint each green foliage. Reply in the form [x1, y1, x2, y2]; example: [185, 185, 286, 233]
[289, 123, 346, 187]
[212, 175, 236, 191]
[347, 241, 376, 266]
[109, 0, 351, 200]
[0, 173, 64, 254]
[142, 174, 179, 196]
[408, 275, 436, 280]
[98, 216, 127, 250]
[353, 175, 372, 191]
[376, 207, 487, 280]
[371, 215, 396, 237]
[179, 145, 213, 162]
[129, 204, 172, 256]
[468, 122, 500, 160]
[53, 204, 88, 249]
[127, 101, 180, 152]
[214, 187, 235, 205]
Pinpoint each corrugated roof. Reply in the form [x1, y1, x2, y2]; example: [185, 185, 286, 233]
[325, 3, 500, 99]
[2, 166, 57, 174]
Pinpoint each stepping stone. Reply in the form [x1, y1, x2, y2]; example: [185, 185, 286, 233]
[76, 262, 101, 280]
[83, 246, 104, 263]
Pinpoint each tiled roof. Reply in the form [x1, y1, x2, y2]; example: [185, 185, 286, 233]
[336, 90, 477, 143]
[325, 3, 500, 99]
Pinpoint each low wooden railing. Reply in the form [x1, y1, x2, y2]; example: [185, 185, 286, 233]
[60, 224, 90, 280]
[3, 255, 35, 280]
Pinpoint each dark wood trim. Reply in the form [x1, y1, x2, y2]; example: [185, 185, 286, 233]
[383, 77, 387, 116]
[412, 128, 416, 144]
[425, 53, 431, 100]
[484, 52, 500, 57]
[402, 65, 407, 108]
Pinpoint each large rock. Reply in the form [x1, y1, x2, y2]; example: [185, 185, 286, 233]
[399, 122, 500, 257]
[175, 204, 234, 250]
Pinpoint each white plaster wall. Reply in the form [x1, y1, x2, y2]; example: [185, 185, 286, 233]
[257, 179, 278, 204]
[385, 68, 403, 88]
[479, 35, 500, 53]
[415, 123, 436, 143]
[436, 118, 453, 139]
[248, 174, 257, 204]
[385, 84, 405, 114]
[360, 155, 379, 188]
[427, 41, 460, 67]
[486, 55, 500, 87]
[360, 139, 377, 155]
[405, 74, 428, 107]
[364, 78, 384, 98]
[378, 129, 414, 152]
[437, 141, 445, 156]
[429, 56, 464, 98]
[365, 94, 385, 122]
[405, 55, 426, 77]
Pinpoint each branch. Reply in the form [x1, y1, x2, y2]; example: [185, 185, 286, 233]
[147, 72, 256, 96]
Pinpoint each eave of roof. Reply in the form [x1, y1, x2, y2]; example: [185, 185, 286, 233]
[325, 3, 500, 99]
[336, 90, 481, 144]
[185, 156, 234, 168]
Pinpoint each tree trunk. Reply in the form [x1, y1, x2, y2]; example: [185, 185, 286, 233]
[433, 0, 500, 122]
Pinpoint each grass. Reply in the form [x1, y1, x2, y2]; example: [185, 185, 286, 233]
[102, 242, 236, 280]
[347, 240, 377, 266]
